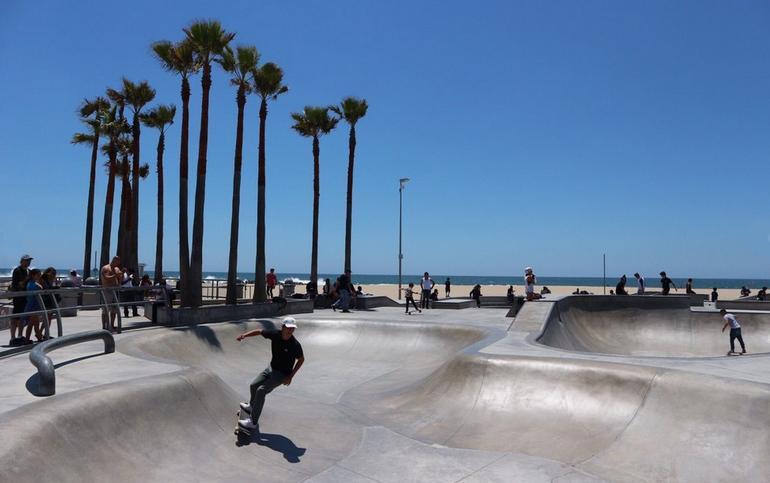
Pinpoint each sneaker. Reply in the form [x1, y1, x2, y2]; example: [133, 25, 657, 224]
[239, 402, 251, 413]
[238, 419, 257, 430]
[341, 309, 351, 313]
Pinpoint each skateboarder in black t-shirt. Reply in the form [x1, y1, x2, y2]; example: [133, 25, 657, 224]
[236, 317, 305, 431]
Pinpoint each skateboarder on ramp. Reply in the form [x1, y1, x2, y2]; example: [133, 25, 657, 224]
[235, 317, 305, 432]
[721, 309, 747, 355]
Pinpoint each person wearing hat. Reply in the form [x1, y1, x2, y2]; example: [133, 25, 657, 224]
[9, 255, 33, 345]
[235, 317, 305, 431]
[524, 267, 541, 301]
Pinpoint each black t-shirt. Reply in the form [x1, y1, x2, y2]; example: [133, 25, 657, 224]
[11, 266, 28, 292]
[615, 281, 627, 295]
[661, 277, 673, 291]
[337, 274, 351, 291]
[262, 330, 303, 375]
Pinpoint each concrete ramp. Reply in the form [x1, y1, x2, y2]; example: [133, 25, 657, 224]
[539, 296, 770, 357]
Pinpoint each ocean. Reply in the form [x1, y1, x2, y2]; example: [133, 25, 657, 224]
[1, 269, 767, 290]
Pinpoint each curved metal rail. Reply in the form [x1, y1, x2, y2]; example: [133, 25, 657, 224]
[29, 330, 115, 396]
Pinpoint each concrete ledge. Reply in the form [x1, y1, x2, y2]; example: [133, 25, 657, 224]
[154, 299, 314, 326]
[355, 295, 401, 309]
[717, 299, 770, 311]
[432, 299, 477, 309]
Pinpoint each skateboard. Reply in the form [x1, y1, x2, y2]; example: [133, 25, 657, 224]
[726, 351, 745, 356]
[234, 408, 253, 441]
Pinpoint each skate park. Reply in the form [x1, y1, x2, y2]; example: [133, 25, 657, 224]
[2, 294, 770, 482]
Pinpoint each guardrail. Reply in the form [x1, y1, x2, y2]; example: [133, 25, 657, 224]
[29, 329, 115, 396]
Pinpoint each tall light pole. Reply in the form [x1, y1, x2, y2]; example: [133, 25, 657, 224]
[398, 177, 410, 300]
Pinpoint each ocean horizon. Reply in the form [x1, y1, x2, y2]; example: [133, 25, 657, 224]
[1, 269, 767, 290]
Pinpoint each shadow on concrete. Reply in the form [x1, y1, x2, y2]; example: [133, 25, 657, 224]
[255, 432, 307, 463]
[25, 352, 105, 397]
[181, 325, 223, 352]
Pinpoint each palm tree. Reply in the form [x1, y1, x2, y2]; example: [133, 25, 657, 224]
[331, 97, 368, 273]
[151, 39, 199, 306]
[290, 107, 339, 286]
[105, 87, 130, 260]
[115, 134, 133, 263]
[184, 20, 235, 307]
[140, 105, 176, 283]
[72, 96, 109, 279]
[98, 107, 129, 267]
[218, 46, 259, 305]
[251, 62, 288, 303]
[122, 78, 156, 273]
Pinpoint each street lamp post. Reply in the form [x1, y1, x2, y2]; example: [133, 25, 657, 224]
[398, 177, 410, 300]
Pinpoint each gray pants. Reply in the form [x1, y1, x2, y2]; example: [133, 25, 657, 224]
[249, 367, 286, 423]
[333, 289, 351, 310]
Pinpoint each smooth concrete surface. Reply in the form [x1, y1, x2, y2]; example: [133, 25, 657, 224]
[1, 301, 770, 481]
[539, 295, 770, 357]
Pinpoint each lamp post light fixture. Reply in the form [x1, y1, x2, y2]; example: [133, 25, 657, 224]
[398, 177, 410, 300]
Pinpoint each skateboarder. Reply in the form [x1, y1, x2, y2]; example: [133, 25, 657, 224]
[721, 309, 747, 354]
[236, 317, 305, 431]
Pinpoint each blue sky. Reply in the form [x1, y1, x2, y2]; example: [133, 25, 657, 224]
[1, 0, 769, 278]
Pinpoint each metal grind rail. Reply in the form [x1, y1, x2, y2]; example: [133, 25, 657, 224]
[29, 329, 115, 396]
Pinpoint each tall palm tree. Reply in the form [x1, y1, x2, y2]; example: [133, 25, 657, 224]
[218, 45, 259, 305]
[115, 134, 133, 263]
[72, 96, 109, 279]
[105, 87, 129, 260]
[151, 39, 199, 306]
[122, 78, 156, 273]
[251, 62, 288, 303]
[141, 105, 176, 283]
[290, 107, 339, 286]
[184, 20, 235, 307]
[98, 107, 129, 267]
[331, 97, 369, 273]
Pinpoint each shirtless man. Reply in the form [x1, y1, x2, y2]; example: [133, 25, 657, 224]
[100, 256, 123, 332]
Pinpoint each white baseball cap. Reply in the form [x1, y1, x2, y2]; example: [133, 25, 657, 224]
[282, 317, 297, 328]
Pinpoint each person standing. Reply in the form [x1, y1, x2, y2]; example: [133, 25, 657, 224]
[721, 309, 747, 354]
[100, 256, 123, 332]
[711, 287, 719, 302]
[23, 269, 44, 343]
[659, 271, 677, 295]
[332, 269, 355, 312]
[420, 272, 435, 309]
[615, 275, 629, 296]
[121, 268, 139, 318]
[444, 278, 451, 298]
[634, 273, 645, 295]
[266, 268, 278, 298]
[9, 254, 32, 345]
[236, 317, 305, 431]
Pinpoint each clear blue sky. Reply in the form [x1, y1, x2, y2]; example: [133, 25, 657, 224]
[1, 0, 768, 278]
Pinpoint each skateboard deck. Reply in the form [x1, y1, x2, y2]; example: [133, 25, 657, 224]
[727, 351, 744, 356]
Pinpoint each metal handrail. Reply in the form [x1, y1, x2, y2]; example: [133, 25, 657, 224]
[28, 329, 115, 396]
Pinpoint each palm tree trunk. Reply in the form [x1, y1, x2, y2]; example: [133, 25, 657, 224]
[100, 148, 117, 268]
[154, 131, 165, 283]
[344, 125, 356, 272]
[226, 86, 247, 305]
[190, 62, 212, 307]
[117, 166, 131, 261]
[254, 98, 268, 303]
[130, 115, 141, 272]
[179, 76, 191, 306]
[310, 136, 320, 286]
[83, 130, 99, 279]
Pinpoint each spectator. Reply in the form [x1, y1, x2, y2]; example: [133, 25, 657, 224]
[469, 284, 482, 308]
[40, 268, 61, 321]
[685, 278, 695, 294]
[356, 286, 364, 296]
[506, 285, 515, 303]
[266, 268, 278, 298]
[572, 288, 581, 295]
[420, 272, 435, 309]
[322, 278, 331, 296]
[615, 275, 629, 296]
[524, 267, 541, 301]
[100, 256, 123, 332]
[711, 287, 719, 303]
[540, 286, 551, 295]
[445, 278, 451, 298]
[23, 269, 44, 343]
[306, 280, 318, 299]
[609, 290, 615, 295]
[69, 269, 83, 287]
[757, 287, 767, 301]
[634, 273, 645, 294]
[659, 271, 677, 295]
[430, 289, 439, 303]
[9, 254, 32, 345]
[151, 279, 172, 323]
[121, 268, 139, 318]
[740, 286, 751, 297]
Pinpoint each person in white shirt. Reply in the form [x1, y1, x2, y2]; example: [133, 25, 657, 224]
[634, 273, 645, 294]
[420, 272, 435, 309]
[721, 309, 747, 354]
[524, 267, 541, 301]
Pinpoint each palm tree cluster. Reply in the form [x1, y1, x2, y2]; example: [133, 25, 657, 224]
[73, 19, 368, 308]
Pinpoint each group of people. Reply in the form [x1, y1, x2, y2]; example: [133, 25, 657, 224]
[7, 254, 63, 345]
[400, 272, 449, 314]
[612, 272, 688, 296]
[740, 285, 768, 301]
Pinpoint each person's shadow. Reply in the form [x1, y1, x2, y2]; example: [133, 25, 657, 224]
[243, 431, 306, 463]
